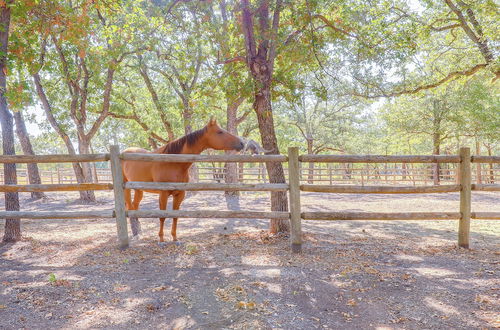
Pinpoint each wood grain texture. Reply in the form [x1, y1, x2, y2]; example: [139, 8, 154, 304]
[121, 153, 287, 163]
[300, 184, 461, 194]
[0, 154, 109, 163]
[299, 155, 461, 163]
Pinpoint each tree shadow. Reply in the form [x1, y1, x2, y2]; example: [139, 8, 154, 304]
[1, 212, 498, 329]
[1, 190, 498, 328]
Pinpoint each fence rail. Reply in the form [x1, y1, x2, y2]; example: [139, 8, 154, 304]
[3, 162, 499, 185]
[124, 182, 289, 192]
[300, 184, 462, 194]
[299, 155, 461, 163]
[0, 147, 499, 251]
[0, 183, 113, 192]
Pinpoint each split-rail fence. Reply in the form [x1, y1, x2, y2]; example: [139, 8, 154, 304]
[0, 146, 499, 252]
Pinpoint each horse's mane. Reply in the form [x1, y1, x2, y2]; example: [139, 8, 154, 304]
[155, 127, 207, 154]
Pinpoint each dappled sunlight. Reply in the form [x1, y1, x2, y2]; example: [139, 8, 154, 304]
[1, 190, 498, 328]
[396, 254, 424, 262]
[241, 254, 280, 266]
[122, 297, 152, 309]
[68, 304, 135, 328]
[412, 267, 458, 277]
[424, 296, 460, 316]
[168, 316, 197, 329]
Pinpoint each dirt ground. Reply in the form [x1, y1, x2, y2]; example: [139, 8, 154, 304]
[0, 191, 499, 329]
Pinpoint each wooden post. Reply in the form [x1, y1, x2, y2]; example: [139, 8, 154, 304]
[288, 147, 302, 253]
[459, 147, 471, 249]
[328, 164, 332, 185]
[110, 145, 129, 249]
[361, 166, 365, 186]
[261, 162, 266, 183]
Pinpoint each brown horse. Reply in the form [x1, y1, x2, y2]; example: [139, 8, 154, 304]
[122, 118, 244, 242]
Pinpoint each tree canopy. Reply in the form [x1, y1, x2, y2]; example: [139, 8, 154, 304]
[3, 0, 496, 159]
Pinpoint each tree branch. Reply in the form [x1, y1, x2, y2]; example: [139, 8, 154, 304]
[86, 66, 115, 140]
[33, 73, 76, 155]
[217, 55, 246, 65]
[138, 61, 175, 140]
[431, 23, 461, 31]
[355, 63, 489, 98]
[108, 111, 169, 144]
[268, 0, 282, 73]
[312, 14, 352, 38]
[444, 0, 494, 63]
[241, 0, 257, 59]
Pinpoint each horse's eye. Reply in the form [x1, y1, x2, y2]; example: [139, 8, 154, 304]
[218, 131, 224, 134]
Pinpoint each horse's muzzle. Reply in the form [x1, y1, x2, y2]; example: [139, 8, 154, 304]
[234, 141, 245, 151]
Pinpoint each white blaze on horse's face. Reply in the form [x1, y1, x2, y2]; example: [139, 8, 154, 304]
[204, 117, 244, 151]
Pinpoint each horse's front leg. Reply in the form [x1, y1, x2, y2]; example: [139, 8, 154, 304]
[171, 191, 186, 242]
[158, 191, 169, 242]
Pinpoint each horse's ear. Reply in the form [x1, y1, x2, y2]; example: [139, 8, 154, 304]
[208, 116, 217, 126]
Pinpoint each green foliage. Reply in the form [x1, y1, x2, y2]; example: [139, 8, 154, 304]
[48, 273, 56, 283]
[6, 0, 499, 156]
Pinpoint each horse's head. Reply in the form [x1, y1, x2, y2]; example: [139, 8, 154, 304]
[204, 117, 244, 151]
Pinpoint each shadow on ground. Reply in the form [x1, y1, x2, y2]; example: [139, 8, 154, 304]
[0, 191, 499, 329]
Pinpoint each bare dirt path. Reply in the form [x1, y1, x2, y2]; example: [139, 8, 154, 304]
[1, 191, 499, 329]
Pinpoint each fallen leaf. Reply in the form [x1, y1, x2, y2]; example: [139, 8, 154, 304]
[152, 286, 167, 292]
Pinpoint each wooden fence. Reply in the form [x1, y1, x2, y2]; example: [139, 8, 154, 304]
[3, 162, 499, 186]
[0, 147, 499, 252]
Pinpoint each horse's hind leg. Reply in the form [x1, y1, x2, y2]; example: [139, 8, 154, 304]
[124, 188, 133, 210]
[132, 189, 143, 209]
[158, 191, 169, 242]
[171, 191, 186, 242]
[130, 189, 144, 237]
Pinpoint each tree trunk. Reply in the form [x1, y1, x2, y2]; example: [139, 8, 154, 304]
[0, 3, 21, 242]
[182, 98, 193, 135]
[33, 73, 95, 202]
[89, 143, 99, 183]
[225, 100, 240, 198]
[432, 132, 441, 185]
[486, 144, 494, 184]
[241, 0, 288, 233]
[77, 140, 96, 202]
[307, 138, 314, 184]
[475, 138, 482, 184]
[254, 88, 289, 233]
[13, 111, 46, 199]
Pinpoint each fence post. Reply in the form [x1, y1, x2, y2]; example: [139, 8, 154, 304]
[328, 164, 332, 185]
[288, 147, 302, 253]
[110, 145, 129, 249]
[459, 147, 471, 248]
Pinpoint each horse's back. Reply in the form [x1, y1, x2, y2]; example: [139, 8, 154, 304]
[123, 147, 150, 154]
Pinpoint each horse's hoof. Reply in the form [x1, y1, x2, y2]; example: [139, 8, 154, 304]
[157, 242, 168, 247]
[173, 241, 183, 247]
